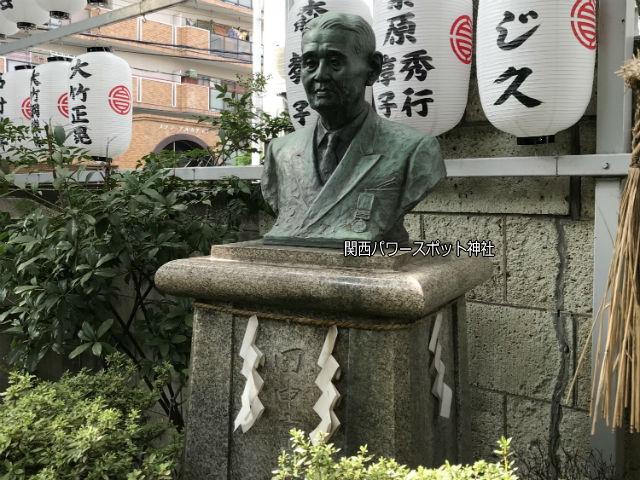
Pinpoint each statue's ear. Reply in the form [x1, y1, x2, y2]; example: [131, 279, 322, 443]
[366, 51, 383, 86]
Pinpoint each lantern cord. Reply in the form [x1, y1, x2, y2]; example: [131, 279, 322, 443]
[79, 32, 252, 63]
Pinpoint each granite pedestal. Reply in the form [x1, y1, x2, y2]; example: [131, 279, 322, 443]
[155, 241, 492, 479]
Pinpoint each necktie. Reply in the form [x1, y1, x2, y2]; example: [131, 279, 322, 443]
[319, 132, 339, 184]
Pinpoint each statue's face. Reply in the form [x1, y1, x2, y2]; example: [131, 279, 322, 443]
[301, 28, 371, 117]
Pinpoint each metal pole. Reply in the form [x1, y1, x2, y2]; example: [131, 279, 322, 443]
[0, 0, 189, 56]
[591, 0, 635, 475]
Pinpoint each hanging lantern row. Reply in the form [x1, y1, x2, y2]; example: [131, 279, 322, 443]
[0, 47, 133, 159]
[0, 0, 90, 31]
[284, 0, 596, 142]
[284, 0, 373, 130]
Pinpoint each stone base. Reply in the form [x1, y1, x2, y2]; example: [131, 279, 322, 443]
[155, 241, 492, 479]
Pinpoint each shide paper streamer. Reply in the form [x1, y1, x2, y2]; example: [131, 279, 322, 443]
[311, 325, 341, 444]
[429, 311, 452, 418]
[234, 315, 265, 433]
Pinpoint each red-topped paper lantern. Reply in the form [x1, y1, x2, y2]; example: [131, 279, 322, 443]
[4, 0, 49, 30]
[372, 0, 473, 136]
[68, 47, 132, 159]
[284, 0, 373, 130]
[35, 0, 87, 19]
[476, 0, 596, 144]
[31, 57, 72, 145]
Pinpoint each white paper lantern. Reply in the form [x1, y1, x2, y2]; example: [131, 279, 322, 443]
[68, 47, 132, 158]
[0, 14, 19, 38]
[477, 0, 596, 144]
[35, 0, 87, 19]
[3, 65, 37, 153]
[31, 57, 72, 145]
[285, 0, 372, 130]
[4, 0, 49, 30]
[372, 0, 472, 136]
[4, 66, 35, 127]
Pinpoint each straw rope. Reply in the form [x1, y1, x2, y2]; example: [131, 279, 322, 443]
[192, 301, 444, 331]
[568, 55, 640, 432]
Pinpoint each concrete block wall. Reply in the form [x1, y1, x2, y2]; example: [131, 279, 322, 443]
[405, 178, 594, 463]
[400, 55, 598, 471]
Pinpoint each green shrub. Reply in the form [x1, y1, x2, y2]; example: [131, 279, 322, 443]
[273, 430, 518, 480]
[0, 354, 180, 480]
[0, 126, 272, 428]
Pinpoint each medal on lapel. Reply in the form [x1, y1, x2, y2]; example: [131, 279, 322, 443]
[352, 192, 374, 233]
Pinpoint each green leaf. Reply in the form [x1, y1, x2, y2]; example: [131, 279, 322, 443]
[14, 285, 40, 294]
[92, 342, 103, 356]
[16, 255, 42, 273]
[142, 188, 166, 204]
[96, 319, 113, 339]
[3, 326, 24, 335]
[69, 342, 91, 359]
[53, 125, 67, 146]
[81, 321, 95, 340]
[96, 253, 117, 268]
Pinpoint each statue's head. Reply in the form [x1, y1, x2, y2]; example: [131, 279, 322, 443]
[300, 12, 382, 120]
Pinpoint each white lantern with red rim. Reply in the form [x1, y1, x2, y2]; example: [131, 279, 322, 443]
[284, 0, 373, 130]
[68, 47, 132, 158]
[31, 57, 72, 145]
[0, 14, 19, 38]
[35, 0, 87, 19]
[3, 65, 37, 153]
[372, 0, 473, 136]
[4, 0, 49, 30]
[476, 0, 596, 144]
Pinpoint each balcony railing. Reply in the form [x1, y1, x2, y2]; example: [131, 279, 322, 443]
[210, 34, 252, 62]
[221, 0, 252, 8]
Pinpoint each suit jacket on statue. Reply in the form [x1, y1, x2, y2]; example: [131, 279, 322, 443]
[261, 107, 446, 248]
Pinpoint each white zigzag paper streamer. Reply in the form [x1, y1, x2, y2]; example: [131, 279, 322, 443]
[233, 315, 265, 433]
[428, 311, 453, 419]
[310, 325, 341, 445]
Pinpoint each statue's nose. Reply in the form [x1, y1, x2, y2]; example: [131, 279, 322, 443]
[314, 59, 331, 81]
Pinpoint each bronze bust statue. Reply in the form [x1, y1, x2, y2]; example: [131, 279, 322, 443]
[261, 12, 445, 248]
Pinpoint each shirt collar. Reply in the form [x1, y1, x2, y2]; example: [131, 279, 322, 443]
[314, 106, 369, 148]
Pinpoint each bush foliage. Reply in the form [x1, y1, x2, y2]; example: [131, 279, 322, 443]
[273, 430, 519, 480]
[0, 354, 180, 479]
[0, 119, 271, 428]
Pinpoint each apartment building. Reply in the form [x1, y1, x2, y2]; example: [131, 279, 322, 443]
[1, 0, 257, 169]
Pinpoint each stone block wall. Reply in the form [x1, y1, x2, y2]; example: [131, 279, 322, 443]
[399, 51, 598, 468]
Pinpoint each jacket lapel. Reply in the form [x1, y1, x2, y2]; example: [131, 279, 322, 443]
[301, 109, 382, 229]
[286, 126, 321, 209]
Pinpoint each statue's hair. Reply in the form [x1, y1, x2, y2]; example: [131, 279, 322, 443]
[301, 12, 376, 56]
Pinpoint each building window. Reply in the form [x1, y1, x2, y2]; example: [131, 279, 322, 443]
[208, 78, 242, 112]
